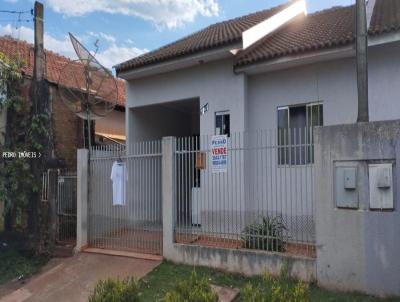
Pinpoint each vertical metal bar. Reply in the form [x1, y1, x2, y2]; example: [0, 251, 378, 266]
[294, 128, 299, 252]
[150, 141, 154, 253]
[184, 136, 187, 242]
[282, 129, 286, 251]
[177, 138, 181, 242]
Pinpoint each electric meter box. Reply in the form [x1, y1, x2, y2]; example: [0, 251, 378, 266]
[335, 166, 358, 209]
[369, 164, 394, 210]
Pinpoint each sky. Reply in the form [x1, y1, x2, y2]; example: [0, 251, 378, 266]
[0, 0, 354, 70]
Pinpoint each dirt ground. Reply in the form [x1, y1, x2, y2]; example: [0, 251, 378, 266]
[0, 252, 161, 302]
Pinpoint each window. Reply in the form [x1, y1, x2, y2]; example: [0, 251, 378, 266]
[278, 103, 323, 165]
[215, 111, 230, 137]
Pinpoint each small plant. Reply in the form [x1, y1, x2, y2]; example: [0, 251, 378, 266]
[242, 272, 310, 302]
[88, 277, 141, 302]
[241, 216, 286, 252]
[164, 270, 218, 302]
[242, 282, 264, 302]
[292, 282, 309, 302]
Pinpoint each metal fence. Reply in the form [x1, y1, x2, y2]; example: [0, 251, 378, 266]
[174, 128, 316, 257]
[41, 170, 49, 202]
[88, 141, 163, 255]
[57, 171, 77, 243]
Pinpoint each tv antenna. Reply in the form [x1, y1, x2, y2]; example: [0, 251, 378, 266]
[57, 33, 118, 149]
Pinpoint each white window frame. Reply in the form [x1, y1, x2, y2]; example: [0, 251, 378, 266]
[277, 102, 323, 165]
[215, 110, 230, 137]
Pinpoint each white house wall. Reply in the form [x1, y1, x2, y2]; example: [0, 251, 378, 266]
[128, 105, 196, 143]
[126, 58, 247, 139]
[124, 41, 400, 241]
[247, 41, 400, 131]
[126, 59, 248, 232]
[368, 42, 400, 122]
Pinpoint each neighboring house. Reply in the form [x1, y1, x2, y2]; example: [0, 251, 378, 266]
[117, 0, 400, 141]
[0, 36, 126, 168]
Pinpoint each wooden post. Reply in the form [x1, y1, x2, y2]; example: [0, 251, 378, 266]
[33, 1, 44, 83]
[356, 0, 369, 122]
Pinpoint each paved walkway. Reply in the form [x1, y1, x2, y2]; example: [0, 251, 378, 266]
[0, 252, 161, 302]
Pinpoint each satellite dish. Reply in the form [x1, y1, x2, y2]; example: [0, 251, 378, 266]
[57, 33, 119, 148]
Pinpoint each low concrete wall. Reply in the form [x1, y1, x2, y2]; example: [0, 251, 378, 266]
[315, 120, 400, 297]
[167, 243, 316, 281]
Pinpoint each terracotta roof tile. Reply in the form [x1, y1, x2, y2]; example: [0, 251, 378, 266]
[235, 5, 355, 67]
[115, 2, 291, 73]
[0, 36, 125, 106]
[117, 0, 400, 73]
[236, 0, 400, 68]
[369, 0, 400, 35]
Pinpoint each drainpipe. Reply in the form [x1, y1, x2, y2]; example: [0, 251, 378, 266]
[356, 0, 369, 123]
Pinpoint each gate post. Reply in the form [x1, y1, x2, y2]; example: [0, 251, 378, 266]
[76, 149, 89, 252]
[47, 169, 58, 250]
[162, 137, 176, 259]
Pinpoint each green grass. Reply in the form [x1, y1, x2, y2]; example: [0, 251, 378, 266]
[140, 261, 400, 302]
[0, 240, 48, 285]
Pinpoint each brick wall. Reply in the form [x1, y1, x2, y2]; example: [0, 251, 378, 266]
[50, 85, 83, 170]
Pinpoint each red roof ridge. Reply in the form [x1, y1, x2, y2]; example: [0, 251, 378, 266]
[0, 34, 75, 64]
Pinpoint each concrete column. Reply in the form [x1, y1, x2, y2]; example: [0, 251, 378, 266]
[162, 137, 176, 259]
[76, 149, 89, 252]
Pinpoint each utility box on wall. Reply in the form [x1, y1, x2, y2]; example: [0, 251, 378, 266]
[335, 165, 358, 208]
[369, 163, 394, 210]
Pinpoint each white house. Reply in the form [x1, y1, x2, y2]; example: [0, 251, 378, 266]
[117, 0, 400, 142]
[114, 0, 400, 244]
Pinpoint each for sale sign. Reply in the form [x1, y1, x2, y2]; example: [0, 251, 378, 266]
[210, 135, 228, 173]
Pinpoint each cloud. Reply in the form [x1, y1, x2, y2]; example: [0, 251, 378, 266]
[0, 24, 146, 69]
[45, 0, 219, 29]
[96, 45, 147, 69]
[0, 24, 76, 58]
[88, 31, 116, 44]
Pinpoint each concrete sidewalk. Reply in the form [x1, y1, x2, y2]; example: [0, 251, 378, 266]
[0, 253, 161, 302]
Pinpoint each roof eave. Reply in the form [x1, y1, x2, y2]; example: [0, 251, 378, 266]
[235, 31, 400, 75]
[117, 43, 240, 81]
[235, 45, 355, 75]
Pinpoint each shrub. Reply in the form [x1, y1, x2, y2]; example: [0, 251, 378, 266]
[241, 216, 286, 252]
[164, 271, 218, 302]
[242, 273, 310, 302]
[88, 277, 141, 302]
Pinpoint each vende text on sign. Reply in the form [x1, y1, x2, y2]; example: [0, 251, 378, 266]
[210, 135, 228, 173]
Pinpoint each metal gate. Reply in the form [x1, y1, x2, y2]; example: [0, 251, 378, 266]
[42, 170, 77, 244]
[88, 142, 163, 255]
[57, 172, 77, 243]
